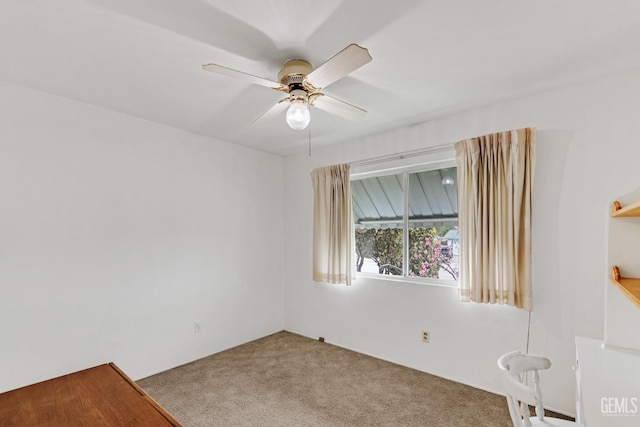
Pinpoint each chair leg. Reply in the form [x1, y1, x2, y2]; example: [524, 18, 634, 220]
[532, 370, 544, 420]
[519, 402, 532, 427]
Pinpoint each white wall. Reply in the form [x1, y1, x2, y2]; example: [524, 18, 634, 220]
[0, 81, 285, 393]
[283, 68, 640, 415]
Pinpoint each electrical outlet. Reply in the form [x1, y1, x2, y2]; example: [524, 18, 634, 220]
[422, 331, 430, 343]
[194, 321, 202, 333]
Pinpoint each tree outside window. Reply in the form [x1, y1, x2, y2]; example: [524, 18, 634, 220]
[355, 226, 458, 280]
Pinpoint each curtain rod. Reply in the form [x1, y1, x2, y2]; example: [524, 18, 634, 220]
[348, 142, 454, 167]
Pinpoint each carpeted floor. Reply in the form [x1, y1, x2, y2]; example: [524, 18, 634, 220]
[138, 331, 513, 427]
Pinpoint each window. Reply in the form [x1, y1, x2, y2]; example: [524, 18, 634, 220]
[352, 163, 458, 283]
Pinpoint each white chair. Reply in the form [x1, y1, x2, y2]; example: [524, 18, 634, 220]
[497, 351, 579, 427]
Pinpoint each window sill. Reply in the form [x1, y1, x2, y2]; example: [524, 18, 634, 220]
[354, 272, 458, 288]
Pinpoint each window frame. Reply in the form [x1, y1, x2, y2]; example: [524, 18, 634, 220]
[351, 157, 458, 287]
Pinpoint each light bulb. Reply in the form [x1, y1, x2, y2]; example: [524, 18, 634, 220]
[285, 100, 310, 130]
[441, 176, 455, 186]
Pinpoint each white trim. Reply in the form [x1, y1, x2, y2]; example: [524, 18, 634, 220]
[351, 158, 457, 180]
[402, 171, 410, 275]
[350, 148, 456, 179]
[348, 143, 454, 167]
[354, 271, 458, 288]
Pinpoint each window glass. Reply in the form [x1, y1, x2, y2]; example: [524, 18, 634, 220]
[407, 170, 458, 280]
[353, 166, 458, 282]
[353, 173, 404, 275]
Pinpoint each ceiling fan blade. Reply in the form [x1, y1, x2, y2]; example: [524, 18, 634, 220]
[306, 44, 372, 89]
[252, 98, 290, 124]
[202, 63, 285, 90]
[312, 94, 367, 121]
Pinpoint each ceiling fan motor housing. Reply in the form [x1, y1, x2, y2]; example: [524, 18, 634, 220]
[278, 59, 314, 103]
[278, 59, 313, 85]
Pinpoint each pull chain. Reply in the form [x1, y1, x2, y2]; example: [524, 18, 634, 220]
[308, 121, 312, 157]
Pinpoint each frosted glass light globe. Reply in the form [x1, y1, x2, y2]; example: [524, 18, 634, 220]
[441, 176, 455, 186]
[285, 101, 310, 130]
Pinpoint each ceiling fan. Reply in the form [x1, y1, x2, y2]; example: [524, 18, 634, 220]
[202, 44, 372, 131]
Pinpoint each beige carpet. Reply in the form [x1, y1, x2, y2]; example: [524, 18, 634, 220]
[138, 331, 513, 427]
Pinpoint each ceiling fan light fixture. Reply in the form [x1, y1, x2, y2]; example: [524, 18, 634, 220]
[286, 99, 310, 130]
[441, 176, 455, 186]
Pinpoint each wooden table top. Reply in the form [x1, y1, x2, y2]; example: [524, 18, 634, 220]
[0, 363, 181, 426]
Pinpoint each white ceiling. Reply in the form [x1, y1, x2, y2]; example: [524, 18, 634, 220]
[2, 0, 640, 155]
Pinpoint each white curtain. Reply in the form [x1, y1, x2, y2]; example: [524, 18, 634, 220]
[310, 164, 353, 285]
[455, 128, 536, 311]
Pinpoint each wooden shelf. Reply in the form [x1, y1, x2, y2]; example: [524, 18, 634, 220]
[610, 266, 640, 308]
[611, 200, 640, 217]
[607, 192, 640, 351]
